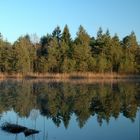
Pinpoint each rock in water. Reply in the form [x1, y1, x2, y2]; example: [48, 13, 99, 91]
[1, 122, 39, 137]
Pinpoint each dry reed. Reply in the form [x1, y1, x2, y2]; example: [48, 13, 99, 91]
[0, 72, 140, 80]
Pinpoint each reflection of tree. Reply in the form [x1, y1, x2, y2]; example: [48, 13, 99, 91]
[120, 83, 138, 121]
[0, 80, 140, 128]
[0, 80, 36, 117]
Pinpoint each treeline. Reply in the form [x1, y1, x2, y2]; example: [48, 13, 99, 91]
[0, 25, 140, 74]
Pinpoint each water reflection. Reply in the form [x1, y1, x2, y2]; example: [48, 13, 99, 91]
[0, 80, 140, 140]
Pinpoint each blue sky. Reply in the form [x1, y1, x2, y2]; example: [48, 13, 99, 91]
[0, 0, 140, 43]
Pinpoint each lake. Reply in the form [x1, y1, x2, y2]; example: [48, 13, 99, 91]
[0, 79, 140, 140]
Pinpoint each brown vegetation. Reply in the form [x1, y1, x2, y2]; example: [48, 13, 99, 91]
[0, 72, 140, 80]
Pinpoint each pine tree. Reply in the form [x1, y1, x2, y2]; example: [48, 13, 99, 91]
[73, 25, 93, 72]
[119, 32, 139, 73]
[0, 41, 12, 72]
[0, 26, 140, 74]
[62, 25, 71, 46]
[39, 34, 52, 56]
[34, 56, 48, 73]
[110, 34, 122, 72]
[12, 37, 31, 74]
[52, 26, 62, 45]
[135, 47, 140, 73]
[96, 53, 107, 73]
[47, 38, 60, 72]
[60, 25, 74, 72]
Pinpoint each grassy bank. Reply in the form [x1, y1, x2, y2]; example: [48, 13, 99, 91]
[0, 72, 140, 80]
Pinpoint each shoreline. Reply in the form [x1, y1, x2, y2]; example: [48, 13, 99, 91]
[0, 73, 140, 80]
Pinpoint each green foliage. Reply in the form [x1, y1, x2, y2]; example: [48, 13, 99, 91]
[52, 26, 61, 45]
[39, 34, 52, 56]
[34, 56, 48, 73]
[96, 54, 107, 73]
[111, 34, 122, 72]
[47, 38, 61, 72]
[135, 48, 140, 72]
[72, 26, 94, 72]
[119, 52, 136, 73]
[119, 32, 139, 73]
[0, 42, 12, 72]
[0, 26, 139, 74]
[62, 58, 76, 73]
[12, 37, 31, 74]
[62, 25, 71, 46]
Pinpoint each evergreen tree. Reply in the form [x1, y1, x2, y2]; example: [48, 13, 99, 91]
[24, 35, 36, 72]
[12, 37, 31, 74]
[73, 25, 93, 71]
[62, 25, 71, 46]
[135, 47, 140, 73]
[39, 34, 52, 56]
[47, 38, 60, 72]
[60, 25, 74, 72]
[34, 56, 48, 73]
[0, 26, 140, 74]
[96, 53, 107, 73]
[52, 26, 62, 45]
[0, 41, 12, 72]
[111, 34, 122, 72]
[119, 32, 138, 73]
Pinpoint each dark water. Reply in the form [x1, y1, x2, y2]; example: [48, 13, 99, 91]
[0, 80, 140, 140]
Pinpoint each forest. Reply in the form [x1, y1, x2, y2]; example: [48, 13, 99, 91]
[0, 25, 140, 74]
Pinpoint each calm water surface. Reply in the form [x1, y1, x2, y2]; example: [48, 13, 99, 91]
[0, 80, 140, 140]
